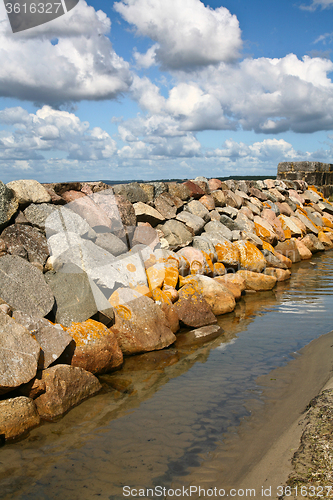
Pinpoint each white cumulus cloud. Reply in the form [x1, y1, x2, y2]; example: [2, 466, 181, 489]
[114, 0, 242, 69]
[0, 0, 132, 103]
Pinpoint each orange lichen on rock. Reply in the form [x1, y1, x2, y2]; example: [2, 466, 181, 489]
[146, 264, 165, 291]
[322, 217, 333, 229]
[262, 241, 275, 253]
[67, 319, 112, 347]
[213, 262, 226, 276]
[152, 288, 172, 305]
[202, 251, 214, 276]
[318, 231, 333, 249]
[163, 262, 179, 288]
[254, 222, 271, 241]
[283, 229, 292, 239]
[215, 240, 240, 267]
[233, 240, 266, 273]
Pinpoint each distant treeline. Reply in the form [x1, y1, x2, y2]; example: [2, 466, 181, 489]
[101, 175, 273, 186]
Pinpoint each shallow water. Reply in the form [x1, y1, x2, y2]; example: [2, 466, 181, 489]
[1, 253, 333, 500]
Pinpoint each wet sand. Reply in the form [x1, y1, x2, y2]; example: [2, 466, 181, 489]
[178, 329, 333, 498]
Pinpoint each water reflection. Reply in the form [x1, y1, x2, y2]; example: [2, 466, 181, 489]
[1, 253, 333, 500]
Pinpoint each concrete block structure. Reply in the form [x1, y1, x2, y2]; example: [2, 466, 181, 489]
[277, 161, 333, 197]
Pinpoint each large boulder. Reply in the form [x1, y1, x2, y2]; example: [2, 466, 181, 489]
[23, 203, 58, 232]
[65, 320, 123, 374]
[182, 180, 205, 198]
[133, 202, 165, 227]
[154, 193, 178, 219]
[233, 240, 266, 272]
[0, 181, 19, 229]
[192, 235, 217, 263]
[44, 266, 111, 327]
[113, 182, 148, 204]
[1, 224, 49, 265]
[7, 180, 51, 204]
[179, 275, 236, 316]
[34, 365, 102, 420]
[301, 234, 325, 253]
[176, 212, 205, 235]
[275, 239, 301, 263]
[109, 289, 176, 355]
[295, 239, 312, 260]
[167, 182, 191, 201]
[185, 200, 210, 222]
[174, 282, 217, 328]
[0, 256, 54, 317]
[237, 270, 277, 291]
[0, 397, 40, 440]
[212, 238, 240, 269]
[0, 312, 40, 394]
[94, 233, 128, 256]
[12, 311, 73, 369]
[278, 215, 303, 237]
[264, 268, 291, 282]
[205, 220, 233, 241]
[157, 220, 193, 250]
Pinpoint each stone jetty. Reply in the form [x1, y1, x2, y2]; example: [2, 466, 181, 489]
[0, 176, 333, 441]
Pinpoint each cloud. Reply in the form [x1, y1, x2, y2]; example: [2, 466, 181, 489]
[314, 32, 333, 44]
[0, 105, 117, 161]
[208, 138, 298, 161]
[0, 0, 132, 104]
[114, 0, 242, 70]
[299, 0, 333, 10]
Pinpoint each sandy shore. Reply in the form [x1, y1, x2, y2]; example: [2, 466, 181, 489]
[232, 330, 333, 498]
[180, 329, 333, 498]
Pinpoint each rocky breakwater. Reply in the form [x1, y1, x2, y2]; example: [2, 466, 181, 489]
[0, 176, 333, 442]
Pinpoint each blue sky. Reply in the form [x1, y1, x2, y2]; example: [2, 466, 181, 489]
[0, 0, 333, 183]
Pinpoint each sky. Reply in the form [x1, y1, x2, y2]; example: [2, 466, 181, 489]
[0, 0, 333, 183]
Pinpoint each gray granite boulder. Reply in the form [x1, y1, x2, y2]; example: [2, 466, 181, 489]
[0, 256, 54, 318]
[113, 182, 148, 204]
[0, 181, 19, 229]
[0, 312, 40, 394]
[185, 200, 210, 222]
[12, 311, 73, 368]
[23, 203, 58, 232]
[204, 220, 233, 241]
[192, 235, 218, 262]
[1, 224, 49, 265]
[95, 233, 128, 256]
[157, 220, 193, 249]
[176, 212, 205, 235]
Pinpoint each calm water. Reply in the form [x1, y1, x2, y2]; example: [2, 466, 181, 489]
[1, 253, 333, 500]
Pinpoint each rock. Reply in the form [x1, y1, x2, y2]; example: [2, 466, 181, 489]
[204, 220, 233, 241]
[250, 197, 264, 211]
[0, 312, 40, 394]
[19, 376, 46, 399]
[1, 224, 49, 265]
[177, 247, 206, 275]
[131, 225, 160, 250]
[199, 195, 215, 211]
[44, 187, 66, 205]
[146, 263, 166, 291]
[253, 216, 278, 245]
[179, 275, 236, 316]
[264, 268, 291, 281]
[301, 234, 325, 253]
[209, 210, 221, 221]
[45, 266, 111, 327]
[0, 397, 40, 440]
[174, 282, 217, 328]
[218, 206, 239, 219]
[262, 249, 288, 269]
[12, 311, 73, 369]
[157, 220, 193, 250]
[113, 182, 148, 204]
[139, 183, 154, 202]
[249, 187, 267, 201]
[213, 238, 240, 269]
[61, 190, 86, 203]
[275, 239, 301, 263]
[176, 212, 205, 235]
[182, 181, 205, 199]
[213, 262, 226, 276]
[185, 200, 210, 222]
[233, 240, 266, 272]
[167, 182, 191, 201]
[64, 320, 123, 374]
[261, 209, 285, 241]
[194, 177, 210, 193]
[0, 181, 19, 229]
[295, 239, 312, 260]
[224, 190, 243, 209]
[237, 180, 250, 194]
[110, 291, 176, 355]
[159, 303, 179, 333]
[237, 270, 277, 291]
[211, 190, 226, 207]
[215, 272, 246, 292]
[239, 207, 254, 220]
[278, 215, 303, 237]
[264, 179, 276, 189]
[219, 214, 242, 232]
[133, 202, 165, 227]
[192, 235, 217, 262]
[162, 285, 179, 303]
[241, 231, 264, 249]
[113, 195, 137, 228]
[276, 201, 293, 217]
[214, 277, 242, 300]
[95, 233, 128, 256]
[294, 211, 318, 235]
[34, 365, 102, 420]
[154, 193, 178, 219]
[175, 325, 222, 346]
[7, 180, 51, 204]
[23, 203, 58, 232]
[235, 213, 255, 233]
[208, 179, 223, 191]
[304, 208, 323, 227]
[317, 201, 333, 216]
[45, 205, 92, 238]
[0, 256, 54, 317]
[318, 231, 333, 249]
